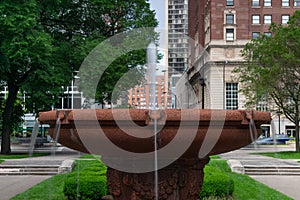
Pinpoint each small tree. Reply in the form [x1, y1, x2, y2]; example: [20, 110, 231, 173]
[235, 10, 300, 152]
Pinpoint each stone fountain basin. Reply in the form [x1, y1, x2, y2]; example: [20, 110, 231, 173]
[39, 109, 271, 158]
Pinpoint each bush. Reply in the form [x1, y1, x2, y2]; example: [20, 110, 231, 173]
[200, 165, 234, 199]
[64, 175, 108, 200]
[81, 165, 107, 173]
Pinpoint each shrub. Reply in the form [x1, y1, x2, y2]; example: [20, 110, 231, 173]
[64, 175, 108, 200]
[81, 165, 107, 173]
[200, 165, 234, 199]
[66, 170, 106, 178]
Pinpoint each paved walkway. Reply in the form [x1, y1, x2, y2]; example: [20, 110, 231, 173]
[0, 175, 51, 200]
[0, 144, 81, 200]
[220, 144, 300, 200]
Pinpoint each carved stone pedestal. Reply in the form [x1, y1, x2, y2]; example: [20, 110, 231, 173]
[106, 157, 210, 200]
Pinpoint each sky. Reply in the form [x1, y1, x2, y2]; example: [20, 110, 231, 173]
[149, 0, 166, 28]
[148, 0, 168, 70]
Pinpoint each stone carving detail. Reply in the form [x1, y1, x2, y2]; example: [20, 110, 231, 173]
[224, 48, 234, 58]
[106, 157, 210, 200]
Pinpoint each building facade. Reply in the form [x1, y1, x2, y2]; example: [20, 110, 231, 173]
[128, 75, 171, 109]
[168, 0, 189, 75]
[188, 0, 300, 136]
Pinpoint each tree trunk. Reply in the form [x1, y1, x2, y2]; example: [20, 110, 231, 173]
[1, 84, 19, 154]
[295, 121, 300, 152]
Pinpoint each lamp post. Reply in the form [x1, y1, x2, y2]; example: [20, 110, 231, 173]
[223, 60, 228, 109]
[277, 110, 282, 134]
[199, 77, 206, 109]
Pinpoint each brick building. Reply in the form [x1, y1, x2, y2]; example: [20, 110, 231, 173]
[187, 0, 300, 136]
[128, 75, 171, 109]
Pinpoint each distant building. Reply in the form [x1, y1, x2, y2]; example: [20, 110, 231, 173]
[55, 85, 83, 109]
[128, 75, 172, 109]
[168, 0, 189, 76]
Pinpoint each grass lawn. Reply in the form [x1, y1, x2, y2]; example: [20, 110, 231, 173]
[209, 155, 221, 159]
[12, 158, 292, 200]
[208, 160, 292, 200]
[12, 174, 67, 200]
[11, 160, 100, 200]
[256, 151, 300, 159]
[79, 153, 101, 159]
[0, 152, 50, 159]
[0, 159, 4, 164]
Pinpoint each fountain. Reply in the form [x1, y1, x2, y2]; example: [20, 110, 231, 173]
[38, 42, 271, 199]
[39, 108, 271, 199]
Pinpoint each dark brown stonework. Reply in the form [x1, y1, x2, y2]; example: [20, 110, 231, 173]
[106, 157, 210, 200]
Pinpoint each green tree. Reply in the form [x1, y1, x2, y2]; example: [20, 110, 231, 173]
[0, 0, 63, 154]
[235, 10, 300, 152]
[39, 0, 158, 105]
[0, 0, 158, 154]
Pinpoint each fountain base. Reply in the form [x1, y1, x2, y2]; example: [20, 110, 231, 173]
[106, 157, 210, 200]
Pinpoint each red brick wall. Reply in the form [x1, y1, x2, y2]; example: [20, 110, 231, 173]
[189, 0, 300, 42]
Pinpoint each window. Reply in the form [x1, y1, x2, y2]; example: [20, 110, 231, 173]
[256, 95, 269, 111]
[252, 0, 260, 6]
[264, 32, 271, 37]
[264, 15, 272, 24]
[226, 29, 234, 41]
[226, 14, 234, 24]
[226, 0, 234, 6]
[295, 0, 300, 6]
[282, 15, 290, 24]
[282, 0, 289, 6]
[226, 83, 238, 110]
[256, 101, 269, 111]
[264, 0, 271, 6]
[252, 32, 260, 39]
[252, 15, 260, 24]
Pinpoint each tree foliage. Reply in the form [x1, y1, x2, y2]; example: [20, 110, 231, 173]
[235, 10, 300, 152]
[39, 0, 158, 105]
[0, 0, 158, 154]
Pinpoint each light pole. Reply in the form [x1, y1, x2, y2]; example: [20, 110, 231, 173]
[199, 77, 206, 109]
[223, 60, 228, 109]
[277, 110, 282, 134]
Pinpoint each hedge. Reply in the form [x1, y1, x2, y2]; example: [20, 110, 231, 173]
[200, 165, 234, 199]
[63, 160, 108, 200]
[64, 175, 108, 200]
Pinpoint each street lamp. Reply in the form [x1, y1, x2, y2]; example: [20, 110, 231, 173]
[199, 77, 206, 109]
[276, 110, 282, 134]
[223, 60, 228, 109]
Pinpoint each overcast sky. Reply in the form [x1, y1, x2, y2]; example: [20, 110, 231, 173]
[149, 0, 166, 28]
[148, 0, 167, 68]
